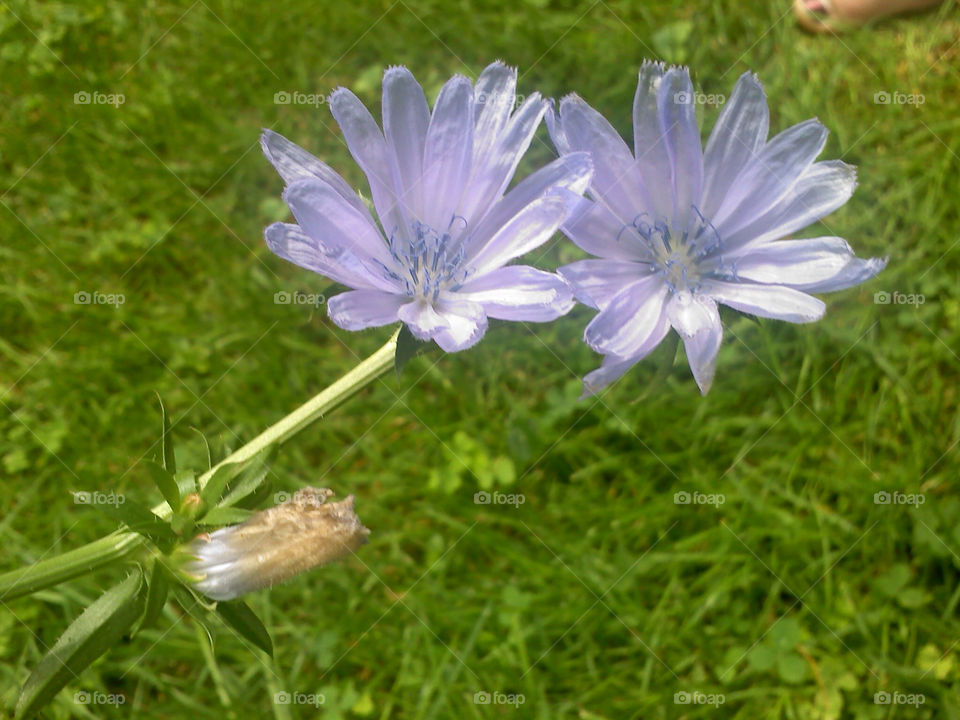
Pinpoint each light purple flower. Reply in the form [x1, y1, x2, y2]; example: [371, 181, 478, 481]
[263, 62, 591, 352]
[549, 62, 887, 395]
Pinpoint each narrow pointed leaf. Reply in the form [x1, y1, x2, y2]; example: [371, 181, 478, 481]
[93, 497, 177, 549]
[135, 559, 170, 635]
[395, 324, 424, 376]
[144, 460, 180, 512]
[15, 571, 145, 719]
[199, 462, 244, 509]
[200, 506, 254, 525]
[216, 600, 273, 657]
[216, 446, 276, 509]
[156, 393, 176, 474]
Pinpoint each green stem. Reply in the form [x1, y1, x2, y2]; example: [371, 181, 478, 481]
[0, 331, 400, 601]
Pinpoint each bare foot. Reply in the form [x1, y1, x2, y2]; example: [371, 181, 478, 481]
[794, 0, 943, 32]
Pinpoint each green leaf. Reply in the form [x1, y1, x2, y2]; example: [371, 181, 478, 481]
[135, 559, 170, 635]
[155, 393, 176, 474]
[175, 469, 198, 497]
[216, 600, 273, 657]
[94, 498, 177, 549]
[190, 427, 213, 470]
[144, 460, 180, 512]
[217, 446, 276, 509]
[199, 461, 244, 509]
[776, 651, 809, 684]
[200, 506, 254, 525]
[395, 324, 424, 376]
[16, 571, 146, 719]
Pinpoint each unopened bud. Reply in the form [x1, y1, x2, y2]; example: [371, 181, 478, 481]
[184, 488, 369, 601]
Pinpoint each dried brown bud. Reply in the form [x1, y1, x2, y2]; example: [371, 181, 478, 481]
[185, 488, 369, 601]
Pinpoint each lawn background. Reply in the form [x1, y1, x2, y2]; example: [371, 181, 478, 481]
[1, 0, 959, 718]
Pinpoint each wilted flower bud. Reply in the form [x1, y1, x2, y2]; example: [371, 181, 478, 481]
[184, 488, 369, 601]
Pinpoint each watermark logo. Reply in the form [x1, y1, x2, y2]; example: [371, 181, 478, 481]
[475, 91, 527, 110]
[874, 691, 925, 707]
[674, 691, 725, 707]
[74, 691, 126, 706]
[273, 691, 325, 706]
[873, 290, 925, 307]
[874, 91, 924, 106]
[674, 91, 725, 106]
[473, 691, 525, 707]
[74, 290, 125, 308]
[73, 490, 125, 506]
[874, 491, 925, 507]
[474, 490, 525, 508]
[274, 290, 325, 307]
[74, 91, 125, 107]
[273, 91, 328, 107]
[674, 490, 725, 507]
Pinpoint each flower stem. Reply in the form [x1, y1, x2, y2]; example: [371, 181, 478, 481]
[0, 330, 400, 600]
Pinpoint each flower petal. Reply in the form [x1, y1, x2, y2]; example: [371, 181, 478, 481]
[583, 275, 670, 357]
[556, 94, 653, 222]
[456, 265, 574, 321]
[260, 130, 372, 219]
[633, 61, 674, 221]
[722, 160, 857, 250]
[466, 192, 568, 275]
[559, 258, 653, 309]
[581, 354, 641, 397]
[397, 297, 487, 352]
[706, 280, 825, 323]
[559, 200, 655, 262]
[265, 222, 395, 291]
[382, 67, 430, 220]
[459, 92, 548, 227]
[422, 75, 474, 230]
[712, 118, 828, 235]
[432, 299, 488, 351]
[727, 236, 887, 293]
[328, 88, 407, 237]
[327, 290, 407, 330]
[657, 68, 703, 230]
[666, 293, 722, 395]
[473, 61, 517, 162]
[701, 72, 769, 219]
[283, 179, 396, 272]
[469, 152, 592, 252]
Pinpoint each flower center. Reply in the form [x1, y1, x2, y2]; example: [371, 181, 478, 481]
[623, 206, 725, 293]
[385, 219, 468, 301]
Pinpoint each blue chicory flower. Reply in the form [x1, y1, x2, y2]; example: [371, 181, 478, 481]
[263, 62, 592, 352]
[549, 61, 887, 395]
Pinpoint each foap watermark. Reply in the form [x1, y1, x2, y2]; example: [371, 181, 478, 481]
[74, 290, 125, 308]
[273, 91, 328, 107]
[273, 489, 332, 508]
[73, 490, 125, 506]
[873, 90, 925, 106]
[274, 290, 325, 307]
[473, 691, 525, 708]
[74, 691, 126, 706]
[273, 691, 325, 706]
[74, 90, 125, 107]
[474, 490, 525, 508]
[674, 691, 725, 707]
[476, 91, 527, 110]
[874, 691, 925, 707]
[874, 491, 925, 507]
[874, 290, 925, 307]
[674, 91, 725, 106]
[674, 490, 725, 507]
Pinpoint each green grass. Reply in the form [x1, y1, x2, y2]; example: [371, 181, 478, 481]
[1, 0, 959, 717]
